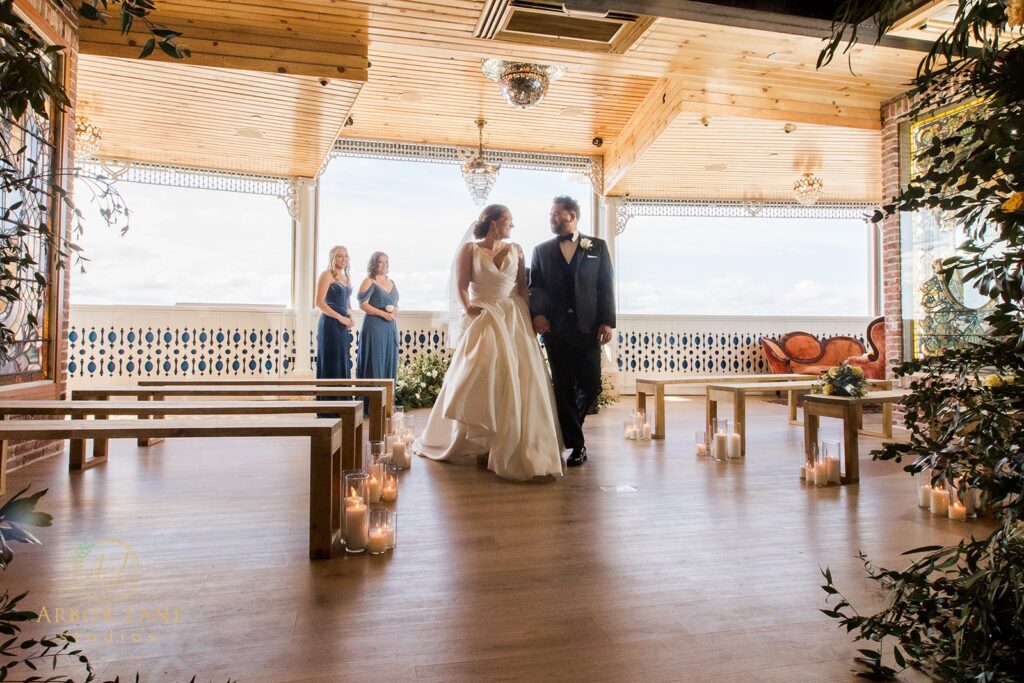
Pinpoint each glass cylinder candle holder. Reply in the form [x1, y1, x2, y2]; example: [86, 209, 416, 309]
[822, 439, 841, 484]
[367, 458, 385, 504]
[343, 472, 369, 553]
[402, 416, 416, 444]
[368, 506, 390, 555]
[381, 465, 399, 502]
[386, 511, 398, 550]
[712, 418, 729, 461]
[390, 406, 405, 436]
[388, 433, 410, 469]
[803, 444, 817, 482]
[814, 444, 829, 487]
[632, 410, 651, 440]
[694, 430, 707, 457]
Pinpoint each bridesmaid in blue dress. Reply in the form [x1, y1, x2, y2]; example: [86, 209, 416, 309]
[315, 245, 355, 381]
[356, 251, 400, 380]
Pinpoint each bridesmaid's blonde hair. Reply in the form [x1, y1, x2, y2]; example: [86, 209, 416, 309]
[328, 245, 350, 280]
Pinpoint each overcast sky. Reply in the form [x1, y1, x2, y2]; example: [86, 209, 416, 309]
[73, 157, 870, 316]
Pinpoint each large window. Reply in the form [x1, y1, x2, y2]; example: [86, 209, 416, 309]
[617, 216, 871, 316]
[318, 157, 592, 311]
[72, 183, 290, 306]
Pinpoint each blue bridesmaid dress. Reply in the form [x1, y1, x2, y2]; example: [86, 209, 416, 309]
[316, 281, 353, 379]
[356, 281, 400, 379]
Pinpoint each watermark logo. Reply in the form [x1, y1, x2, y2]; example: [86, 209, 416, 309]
[71, 537, 142, 604]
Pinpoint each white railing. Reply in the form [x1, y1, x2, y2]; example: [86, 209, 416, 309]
[68, 305, 872, 393]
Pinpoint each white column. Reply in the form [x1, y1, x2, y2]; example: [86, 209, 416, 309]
[601, 196, 621, 389]
[289, 176, 318, 376]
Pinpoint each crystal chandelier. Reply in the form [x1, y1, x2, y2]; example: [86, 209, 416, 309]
[481, 59, 566, 110]
[793, 173, 824, 206]
[74, 116, 102, 159]
[462, 119, 500, 206]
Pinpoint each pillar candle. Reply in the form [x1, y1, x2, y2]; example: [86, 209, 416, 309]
[814, 460, 828, 486]
[368, 528, 389, 553]
[696, 443, 707, 457]
[641, 423, 651, 440]
[948, 502, 967, 521]
[367, 475, 382, 504]
[805, 462, 816, 482]
[918, 484, 932, 508]
[826, 457, 841, 485]
[344, 502, 368, 550]
[714, 433, 730, 459]
[382, 481, 398, 502]
[386, 525, 396, 549]
[727, 433, 741, 459]
[392, 440, 407, 467]
[930, 488, 950, 516]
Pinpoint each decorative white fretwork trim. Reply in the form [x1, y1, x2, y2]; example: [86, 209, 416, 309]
[614, 198, 877, 234]
[77, 157, 300, 218]
[330, 138, 602, 193]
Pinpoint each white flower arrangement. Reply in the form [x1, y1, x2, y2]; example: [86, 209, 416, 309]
[395, 351, 451, 408]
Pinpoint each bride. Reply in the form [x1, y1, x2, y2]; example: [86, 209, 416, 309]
[412, 204, 564, 481]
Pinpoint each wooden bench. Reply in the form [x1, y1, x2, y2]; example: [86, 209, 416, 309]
[137, 378, 395, 413]
[0, 400, 363, 478]
[802, 390, 909, 484]
[0, 416, 349, 559]
[71, 385, 387, 444]
[635, 374, 815, 439]
[705, 379, 893, 457]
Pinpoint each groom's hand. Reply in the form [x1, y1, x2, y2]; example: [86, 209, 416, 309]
[598, 325, 614, 345]
[532, 315, 550, 335]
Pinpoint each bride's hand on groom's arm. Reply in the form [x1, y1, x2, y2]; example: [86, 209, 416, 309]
[532, 315, 550, 335]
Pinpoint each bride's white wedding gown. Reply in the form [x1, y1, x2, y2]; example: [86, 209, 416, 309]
[413, 243, 564, 481]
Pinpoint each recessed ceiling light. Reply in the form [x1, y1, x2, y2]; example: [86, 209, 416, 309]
[235, 127, 264, 139]
[559, 106, 584, 117]
[398, 92, 424, 103]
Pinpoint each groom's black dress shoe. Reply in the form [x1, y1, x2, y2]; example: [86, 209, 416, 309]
[566, 446, 588, 467]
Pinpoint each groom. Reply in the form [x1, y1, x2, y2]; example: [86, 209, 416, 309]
[530, 196, 615, 467]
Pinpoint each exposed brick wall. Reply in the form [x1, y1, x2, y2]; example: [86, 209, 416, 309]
[2, 0, 78, 474]
[880, 94, 912, 384]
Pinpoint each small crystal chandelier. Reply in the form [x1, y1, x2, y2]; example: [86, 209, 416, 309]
[481, 59, 566, 110]
[74, 116, 102, 159]
[793, 172, 824, 206]
[462, 119, 500, 206]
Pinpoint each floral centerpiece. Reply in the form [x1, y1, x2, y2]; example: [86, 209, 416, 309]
[813, 363, 866, 398]
[395, 351, 451, 408]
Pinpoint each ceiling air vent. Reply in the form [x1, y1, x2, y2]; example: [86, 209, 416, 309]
[475, 0, 655, 54]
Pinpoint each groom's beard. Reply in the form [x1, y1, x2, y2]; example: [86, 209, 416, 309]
[550, 218, 569, 234]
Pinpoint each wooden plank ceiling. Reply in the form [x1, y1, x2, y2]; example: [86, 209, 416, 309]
[76, 0, 926, 199]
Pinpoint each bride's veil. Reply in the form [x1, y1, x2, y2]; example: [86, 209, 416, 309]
[441, 220, 477, 348]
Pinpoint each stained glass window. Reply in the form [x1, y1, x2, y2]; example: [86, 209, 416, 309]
[0, 52, 60, 384]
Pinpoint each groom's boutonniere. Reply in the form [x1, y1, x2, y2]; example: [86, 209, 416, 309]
[579, 237, 594, 252]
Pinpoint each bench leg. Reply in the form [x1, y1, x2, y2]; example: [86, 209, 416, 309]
[653, 385, 666, 440]
[0, 438, 6, 496]
[734, 390, 746, 456]
[69, 435, 108, 471]
[138, 395, 165, 447]
[94, 397, 110, 461]
[706, 393, 718, 448]
[635, 388, 647, 421]
[309, 432, 338, 560]
[882, 401, 893, 439]
[842, 404, 860, 484]
[368, 394, 384, 442]
[804, 409, 819, 465]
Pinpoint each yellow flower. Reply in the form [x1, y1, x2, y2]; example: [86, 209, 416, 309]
[1002, 374, 1017, 386]
[850, 366, 864, 377]
[1002, 191, 1024, 212]
[983, 374, 1004, 388]
[828, 367, 840, 378]
[823, 384, 834, 395]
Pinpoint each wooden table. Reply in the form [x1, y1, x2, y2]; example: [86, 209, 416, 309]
[0, 417, 346, 559]
[138, 378, 395, 414]
[0, 400, 362, 478]
[635, 374, 816, 439]
[72, 385, 387, 443]
[705, 379, 893, 457]
[802, 390, 909, 484]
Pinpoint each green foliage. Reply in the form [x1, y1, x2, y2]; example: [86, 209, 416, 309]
[813, 362, 868, 397]
[819, 2, 1024, 680]
[396, 351, 451, 408]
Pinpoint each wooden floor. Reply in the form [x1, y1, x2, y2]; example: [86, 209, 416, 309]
[4, 397, 970, 682]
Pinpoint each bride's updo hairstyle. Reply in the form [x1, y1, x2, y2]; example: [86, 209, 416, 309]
[472, 204, 509, 239]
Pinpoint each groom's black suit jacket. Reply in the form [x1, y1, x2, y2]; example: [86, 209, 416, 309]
[529, 234, 615, 336]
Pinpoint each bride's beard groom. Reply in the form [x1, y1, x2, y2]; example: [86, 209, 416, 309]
[529, 196, 616, 467]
